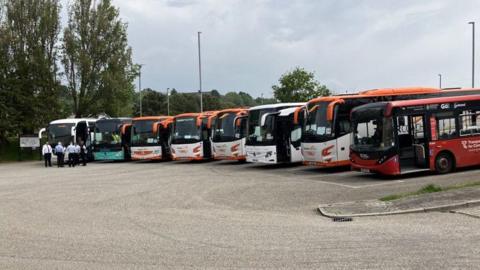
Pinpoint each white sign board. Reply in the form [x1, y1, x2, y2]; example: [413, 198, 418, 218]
[19, 137, 40, 148]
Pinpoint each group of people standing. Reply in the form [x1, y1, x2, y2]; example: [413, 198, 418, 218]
[41, 141, 87, 168]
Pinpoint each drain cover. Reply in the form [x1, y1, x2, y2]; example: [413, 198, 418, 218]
[332, 217, 353, 222]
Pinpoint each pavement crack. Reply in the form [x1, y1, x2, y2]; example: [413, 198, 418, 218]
[449, 210, 480, 219]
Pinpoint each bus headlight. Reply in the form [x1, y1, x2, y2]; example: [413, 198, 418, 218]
[377, 155, 388, 164]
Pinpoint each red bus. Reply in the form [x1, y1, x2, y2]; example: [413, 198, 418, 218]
[298, 87, 480, 168]
[350, 94, 480, 175]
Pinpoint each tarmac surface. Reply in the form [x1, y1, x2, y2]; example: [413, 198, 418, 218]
[0, 161, 479, 269]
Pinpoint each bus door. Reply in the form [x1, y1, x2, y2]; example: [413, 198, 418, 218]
[159, 122, 172, 159]
[411, 115, 428, 168]
[290, 111, 304, 163]
[121, 124, 132, 159]
[76, 121, 93, 160]
[396, 114, 428, 171]
[201, 118, 212, 159]
[276, 115, 290, 163]
[75, 121, 89, 145]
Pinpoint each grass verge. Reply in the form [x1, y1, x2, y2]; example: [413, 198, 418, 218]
[380, 181, 480, 201]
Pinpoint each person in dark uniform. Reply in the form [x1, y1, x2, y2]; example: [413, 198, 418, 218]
[42, 141, 53, 167]
[79, 141, 87, 166]
[74, 142, 81, 166]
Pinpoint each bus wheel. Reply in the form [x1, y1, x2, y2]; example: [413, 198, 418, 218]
[435, 153, 454, 174]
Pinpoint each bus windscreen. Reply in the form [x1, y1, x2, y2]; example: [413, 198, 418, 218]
[247, 109, 276, 144]
[173, 117, 201, 143]
[212, 113, 237, 142]
[94, 120, 122, 146]
[132, 120, 157, 146]
[48, 123, 74, 146]
[304, 102, 332, 141]
[353, 116, 394, 151]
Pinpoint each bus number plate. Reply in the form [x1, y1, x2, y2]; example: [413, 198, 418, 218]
[360, 168, 370, 173]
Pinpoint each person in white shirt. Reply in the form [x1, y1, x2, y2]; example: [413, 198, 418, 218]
[42, 142, 53, 167]
[74, 143, 81, 166]
[66, 142, 77, 167]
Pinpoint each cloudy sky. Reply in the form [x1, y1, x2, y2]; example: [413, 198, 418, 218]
[63, 0, 480, 97]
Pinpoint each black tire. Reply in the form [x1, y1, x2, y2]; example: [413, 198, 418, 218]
[435, 152, 454, 174]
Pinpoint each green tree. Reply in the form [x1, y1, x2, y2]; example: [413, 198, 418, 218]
[0, 0, 63, 141]
[133, 88, 167, 116]
[203, 90, 223, 111]
[272, 67, 331, 102]
[169, 91, 199, 115]
[62, 0, 136, 117]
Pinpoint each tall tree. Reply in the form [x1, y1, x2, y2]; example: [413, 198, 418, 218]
[62, 0, 136, 117]
[272, 67, 331, 102]
[0, 0, 62, 141]
[0, 1, 8, 142]
[133, 88, 167, 116]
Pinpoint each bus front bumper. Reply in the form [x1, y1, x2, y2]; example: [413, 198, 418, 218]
[350, 154, 401, 175]
[93, 151, 125, 161]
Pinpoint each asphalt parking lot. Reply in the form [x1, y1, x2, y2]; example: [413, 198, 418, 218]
[0, 160, 479, 269]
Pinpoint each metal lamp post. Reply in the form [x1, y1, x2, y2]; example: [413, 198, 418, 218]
[469, 21, 475, 88]
[197, 31, 203, 113]
[167, 88, 170, 116]
[138, 64, 144, 117]
[438, 74, 442, 89]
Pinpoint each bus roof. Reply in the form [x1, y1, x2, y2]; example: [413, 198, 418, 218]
[249, 103, 305, 111]
[385, 94, 480, 116]
[359, 87, 439, 96]
[132, 116, 171, 121]
[306, 87, 441, 105]
[215, 108, 249, 114]
[50, 118, 97, 125]
[174, 111, 218, 119]
[96, 117, 132, 123]
[279, 106, 305, 116]
[206, 108, 248, 128]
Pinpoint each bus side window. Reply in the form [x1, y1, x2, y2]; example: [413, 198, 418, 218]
[437, 116, 457, 139]
[338, 119, 350, 136]
[459, 110, 480, 136]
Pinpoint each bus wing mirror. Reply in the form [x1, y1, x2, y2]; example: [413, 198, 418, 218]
[38, 128, 46, 139]
[71, 126, 76, 136]
[152, 122, 160, 135]
[121, 124, 132, 135]
[235, 117, 241, 127]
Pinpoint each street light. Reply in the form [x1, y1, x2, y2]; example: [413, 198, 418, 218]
[197, 31, 203, 113]
[167, 88, 170, 116]
[138, 64, 144, 117]
[438, 74, 442, 89]
[469, 21, 475, 88]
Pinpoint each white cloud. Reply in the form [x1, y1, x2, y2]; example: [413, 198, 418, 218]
[62, 0, 480, 97]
